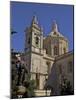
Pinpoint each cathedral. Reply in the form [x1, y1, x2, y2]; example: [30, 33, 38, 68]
[11, 15, 73, 97]
[23, 15, 73, 96]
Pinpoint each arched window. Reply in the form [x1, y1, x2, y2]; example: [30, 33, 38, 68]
[54, 46, 58, 55]
[35, 37, 39, 45]
[54, 32, 56, 35]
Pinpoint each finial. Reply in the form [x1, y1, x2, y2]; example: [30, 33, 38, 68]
[32, 15, 38, 25]
[52, 20, 58, 32]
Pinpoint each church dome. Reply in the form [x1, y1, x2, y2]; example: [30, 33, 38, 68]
[49, 21, 68, 41]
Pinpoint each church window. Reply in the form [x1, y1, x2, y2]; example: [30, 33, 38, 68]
[54, 46, 58, 55]
[68, 61, 73, 73]
[34, 33, 36, 35]
[53, 32, 56, 35]
[35, 36, 39, 45]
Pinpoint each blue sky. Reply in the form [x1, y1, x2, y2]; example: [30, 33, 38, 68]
[11, 1, 74, 52]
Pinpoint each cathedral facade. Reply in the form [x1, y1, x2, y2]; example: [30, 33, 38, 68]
[24, 15, 73, 94]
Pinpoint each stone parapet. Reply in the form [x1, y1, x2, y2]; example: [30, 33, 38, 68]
[34, 90, 51, 97]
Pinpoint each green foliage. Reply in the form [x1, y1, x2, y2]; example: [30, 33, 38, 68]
[11, 65, 36, 98]
[60, 79, 74, 95]
[23, 74, 36, 97]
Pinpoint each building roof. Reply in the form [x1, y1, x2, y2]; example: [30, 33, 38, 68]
[55, 50, 73, 61]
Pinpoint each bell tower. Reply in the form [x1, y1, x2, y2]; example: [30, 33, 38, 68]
[31, 15, 43, 53]
[24, 16, 44, 89]
[25, 15, 43, 53]
[44, 21, 68, 57]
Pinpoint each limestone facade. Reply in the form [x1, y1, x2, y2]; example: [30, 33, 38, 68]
[47, 51, 74, 95]
[24, 15, 73, 92]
